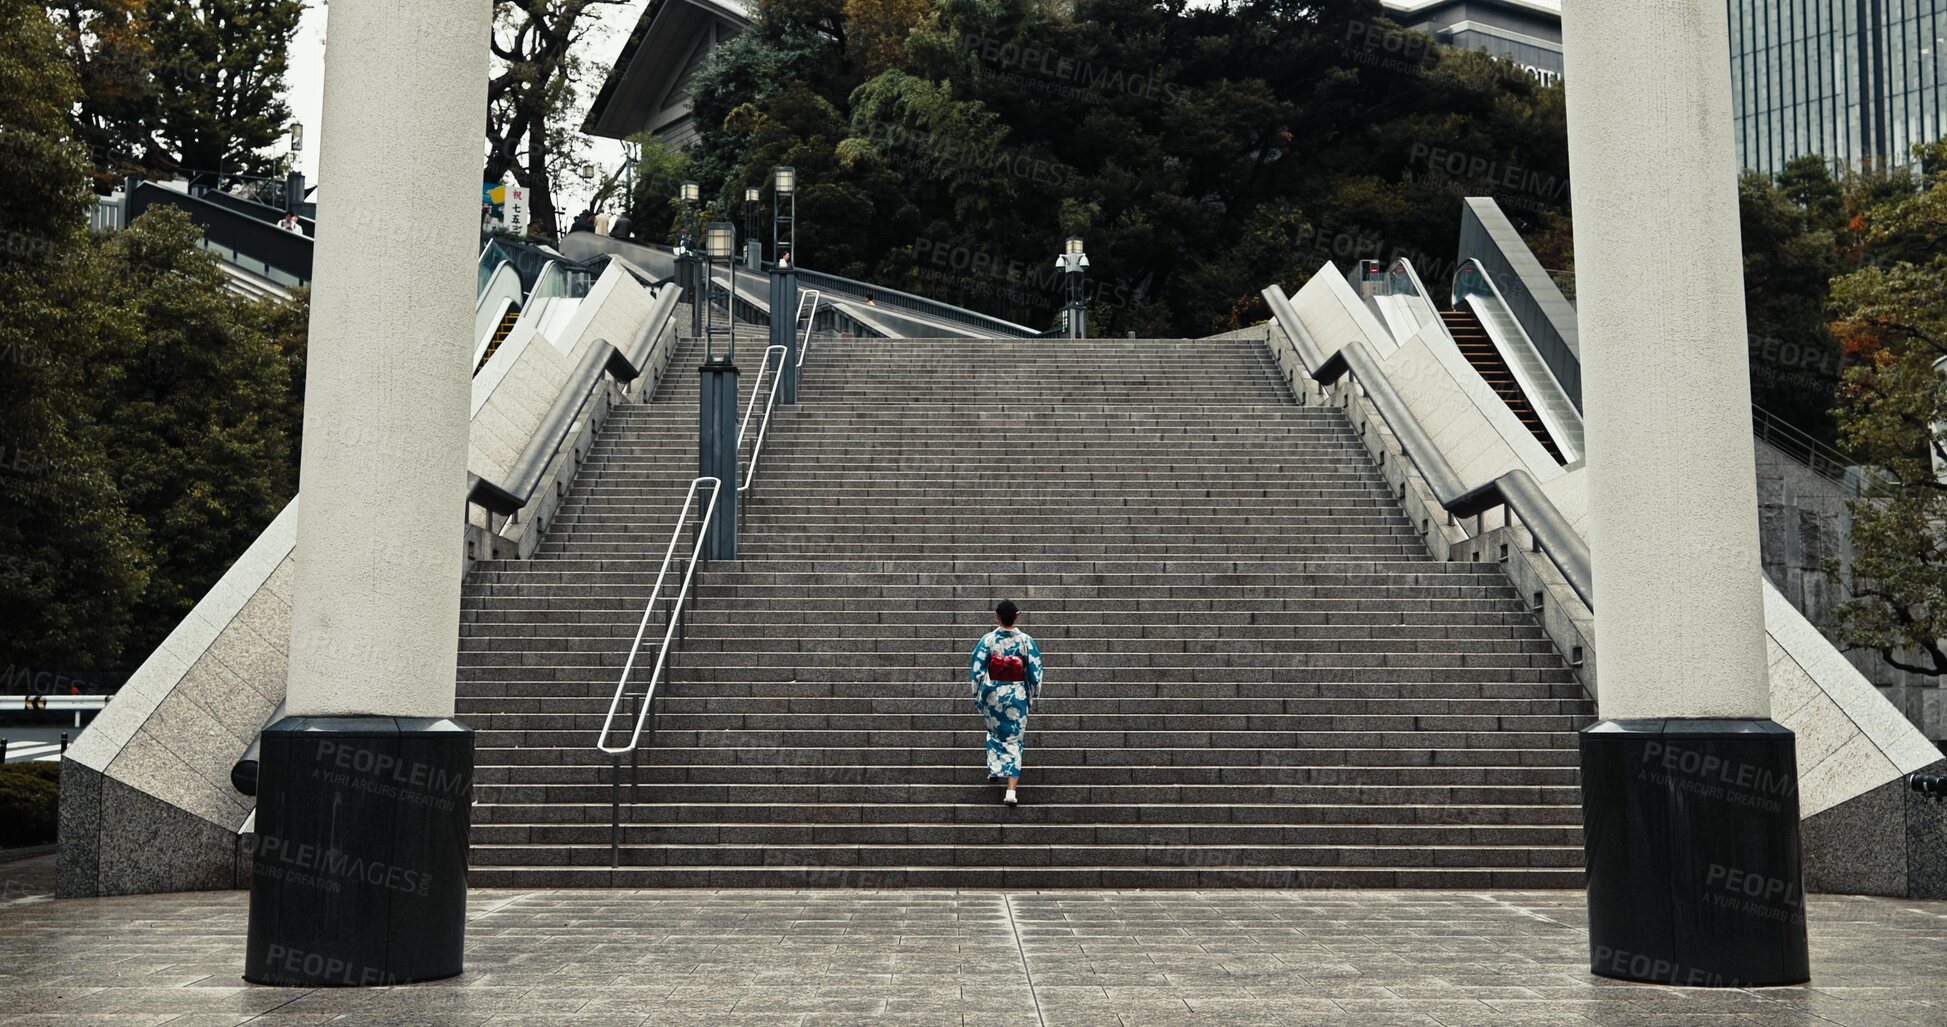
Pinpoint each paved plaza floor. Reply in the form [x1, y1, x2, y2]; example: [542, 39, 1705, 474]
[2, 855, 1945, 1026]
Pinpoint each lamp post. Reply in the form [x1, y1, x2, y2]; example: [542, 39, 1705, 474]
[285, 122, 306, 215]
[770, 166, 801, 403]
[1056, 236, 1088, 339]
[744, 186, 761, 267]
[698, 220, 739, 561]
[679, 180, 703, 336]
[771, 166, 795, 266]
[704, 221, 738, 363]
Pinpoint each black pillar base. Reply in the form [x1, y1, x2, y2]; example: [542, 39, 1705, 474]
[243, 717, 473, 986]
[770, 268, 800, 404]
[1581, 719, 1810, 986]
[698, 359, 739, 560]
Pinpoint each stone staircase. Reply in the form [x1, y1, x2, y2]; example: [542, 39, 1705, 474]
[459, 334, 1592, 887]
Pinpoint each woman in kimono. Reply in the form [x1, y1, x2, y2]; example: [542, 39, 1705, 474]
[970, 599, 1044, 807]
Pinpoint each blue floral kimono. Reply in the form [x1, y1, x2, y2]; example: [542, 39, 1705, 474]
[969, 627, 1044, 778]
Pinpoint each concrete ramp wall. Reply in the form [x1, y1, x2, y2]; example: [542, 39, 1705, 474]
[58, 272, 681, 897]
[1272, 271, 1946, 896]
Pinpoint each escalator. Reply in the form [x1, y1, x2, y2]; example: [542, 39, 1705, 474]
[1441, 306, 1565, 463]
[476, 307, 521, 375]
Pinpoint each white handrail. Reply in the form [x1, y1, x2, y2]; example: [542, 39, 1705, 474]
[741, 345, 788, 492]
[595, 476, 723, 755]
[735, 343, 778, 453]
[796, 291, 821, 368]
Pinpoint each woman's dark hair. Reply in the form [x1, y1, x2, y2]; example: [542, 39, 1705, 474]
[995, 599, 1019, 627]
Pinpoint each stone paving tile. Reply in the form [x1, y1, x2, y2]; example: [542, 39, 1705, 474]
[3, 857, 1947, 1027]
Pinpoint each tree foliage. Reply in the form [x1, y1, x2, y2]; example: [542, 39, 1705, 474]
[1829, 141, 1947, 676]
[487, 0, 635, 238]
[1737, 156, 1852, 440]
[655, 0, 1575, 336]
[3, 0, 304, 674]
[1, 0, 152, 671]
[42, 0, 303, 182]
[145, 0, 304, 176]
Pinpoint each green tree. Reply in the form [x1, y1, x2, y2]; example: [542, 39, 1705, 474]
[92, 206, 298, 659]
[1738, 156, 1849, 440]
[621, 136, 691, 245]
[672, 0, 1574, 335]
[145, 0, 304, 177]
[43, 0, 166, 184]
[1830, 140, 1947, 677]
[487, 0, 635, 238]
[0, 0, 152, 671]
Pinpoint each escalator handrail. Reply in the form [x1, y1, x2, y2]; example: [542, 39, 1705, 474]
[467, 279, 681, 517]
[1262, 283, 1594, 613]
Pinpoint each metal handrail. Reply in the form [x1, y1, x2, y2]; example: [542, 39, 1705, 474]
[595, 476, 723, 755]
[1261, 284, 1595, 612]
[796, 291, 822, 368]
[742, 346, 788, 493]
[736, 344, 784, 453]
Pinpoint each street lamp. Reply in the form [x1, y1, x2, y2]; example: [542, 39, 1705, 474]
[704, 220, 738, 362]
[697, 220, 741, 562]
[744, 186, 761, 252]
[1056, 235, 1089, 339]
[285, 122, 307, 216]
[772, 165, 796, 266]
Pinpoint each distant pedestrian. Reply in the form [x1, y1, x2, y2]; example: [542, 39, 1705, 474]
[569, 209, 595, 234]
[277, 213, 303, 233]
[609, 213, 633, 241]
[969, 599, 1043, 807]
[777, 250, 792, 268]
[593, 209, 611, 236]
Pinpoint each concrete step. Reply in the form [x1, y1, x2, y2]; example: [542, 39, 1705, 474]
[453, 332, 1585, 887]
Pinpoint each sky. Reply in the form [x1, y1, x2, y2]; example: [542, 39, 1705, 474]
[281, 0, 650, 216]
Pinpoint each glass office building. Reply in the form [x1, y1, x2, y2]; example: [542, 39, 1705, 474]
[1728, 0, 1944, 175]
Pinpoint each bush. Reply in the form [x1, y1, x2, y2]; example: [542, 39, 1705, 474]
[0, 762, 60, 848]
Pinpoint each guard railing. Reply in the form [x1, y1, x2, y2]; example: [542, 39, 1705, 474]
[586, 282, 821, 866]
[592, 476, 723, 867]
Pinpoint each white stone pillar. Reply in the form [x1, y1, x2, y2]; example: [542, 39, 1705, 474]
[284, 0, 492, 719]
[247, 0, 491, 988]
[1564, 1, 1808, 988]
[1563, 0, 1769, 721]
